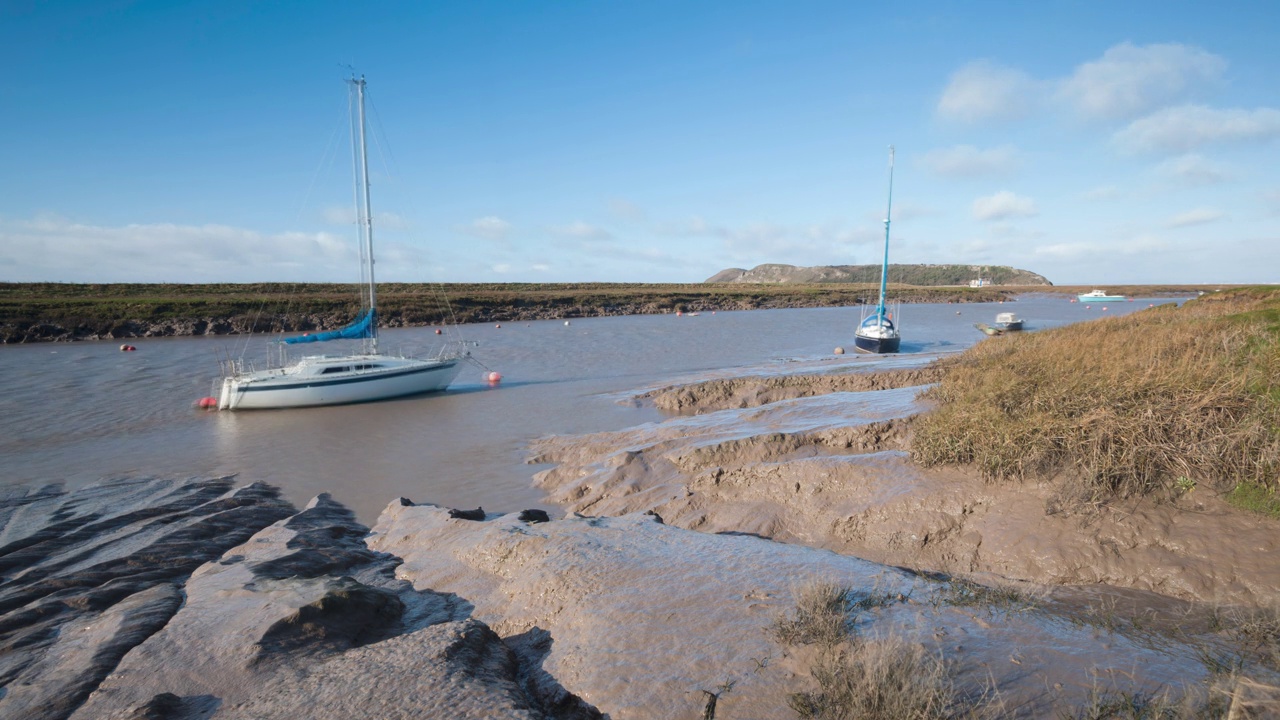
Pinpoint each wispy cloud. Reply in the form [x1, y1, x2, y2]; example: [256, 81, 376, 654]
[1083, 185, 1122, 201]
[937, 61, 1039, 123]
[550, 221, 613, 241]
[608, 198, 646, 222]
[972, 191, 1038, 221]
[1114, 105, 1280, 154]
[922, 145, 1018, 177]
[456, 216, 512, 240]
[1155, 154, 1230, 185]
[1166, 207, 1224, 227]
[1057, 42, 1226, 121]
[0, 214, 356, 282]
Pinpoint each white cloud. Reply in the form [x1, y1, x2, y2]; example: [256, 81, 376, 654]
[1083, 185, 1122, 201]
[1114, 105, 1280, 154]
[491, 263, 514, 274]
[1058, 42, 1226, 121]
[550, 221, 613, 241]
[937, 61, 1039, 123]
[531, 263, 551, 272]
[922, 145, 1018, 177]
[972, 191, 1039, 221]
[1166, 207, 1224, 227]
[1265, 189, 1280, 215]
[0, 214, 356, 282]
[1155, 154, 1229, 185]
[608, 198, 646, 222]
[456, 216, 512, 240]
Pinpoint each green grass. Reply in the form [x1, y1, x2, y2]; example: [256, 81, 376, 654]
[911, 287, 1280, 505]
[1225, 482, 1280, 518]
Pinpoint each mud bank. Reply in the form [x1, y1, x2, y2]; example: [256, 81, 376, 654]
[533, 365, 1280, 608]
[5, 478, 1275, 719]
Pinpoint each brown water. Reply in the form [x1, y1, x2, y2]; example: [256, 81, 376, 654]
[0, 296, 1178, 522]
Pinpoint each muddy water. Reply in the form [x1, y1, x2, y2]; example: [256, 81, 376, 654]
[0, 295, 1177, 522]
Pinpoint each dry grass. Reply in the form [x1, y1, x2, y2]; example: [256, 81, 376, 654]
[788, 635, 957, 720]
[912, 288, 1280, 502]
[772, 582, 855, 647]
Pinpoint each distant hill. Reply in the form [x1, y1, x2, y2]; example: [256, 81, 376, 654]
[705, 263, 1052, 286]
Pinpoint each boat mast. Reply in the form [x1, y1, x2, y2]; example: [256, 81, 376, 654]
[876, 145, 895, 321]
[351, 75, 378, 353]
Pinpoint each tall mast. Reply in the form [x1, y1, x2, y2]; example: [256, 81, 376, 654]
[876, 145, 895, 319]
[351, 75, 378, 352]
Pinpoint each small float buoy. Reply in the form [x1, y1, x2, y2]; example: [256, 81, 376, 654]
[495, 323, 502, 329]
[676, 311, 683, 317]
[119, 344, 136, 352]
[955, 311, 961, 315]
[564, 320, 570, 326]
[711, 311, 716, 315]
[1102, 306, 1108, 311]
[834, 347, 845, 355]
[435, 328, 442, 334]
[1148, 304, 1154, 308]
[197, 397, 217, 410]
[487, 371, 502, 384]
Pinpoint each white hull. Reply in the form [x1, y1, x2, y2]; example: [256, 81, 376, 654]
[219, 354, 461, 410]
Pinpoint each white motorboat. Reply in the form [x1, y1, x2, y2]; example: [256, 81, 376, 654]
[993, 311, 1023, 331]
[218, 77, 463, 410]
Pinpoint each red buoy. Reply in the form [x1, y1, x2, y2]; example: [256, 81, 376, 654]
[495, 323, 502, 329]
[487, 371, 502, 384]
[119, 344, 137, 351]
[197, 397, 218, 410]
[435, 328, 442, 334]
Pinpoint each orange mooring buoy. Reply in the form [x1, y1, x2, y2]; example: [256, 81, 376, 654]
[487, 371, 502, 384]
[435, 328, 442, 334]
[197, 397, 217, 410]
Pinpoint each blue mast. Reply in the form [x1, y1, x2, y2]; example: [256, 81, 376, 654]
[876, 146, 895, 321]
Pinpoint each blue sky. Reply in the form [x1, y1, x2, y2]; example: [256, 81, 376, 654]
[3, 1, 1278, 285]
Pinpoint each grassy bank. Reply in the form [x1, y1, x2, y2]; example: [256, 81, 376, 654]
[1, 282, 1012, 342]
[911, 287, 1280, 507]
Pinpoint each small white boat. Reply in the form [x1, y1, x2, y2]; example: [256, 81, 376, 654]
[218, 77, 464, 410]
[1077, 289, 1126, 303]
[993, 312, 1023, 331]
[854, 146, 901, 354]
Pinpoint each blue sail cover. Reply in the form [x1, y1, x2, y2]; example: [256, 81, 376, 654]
[284, 310, 375, 344]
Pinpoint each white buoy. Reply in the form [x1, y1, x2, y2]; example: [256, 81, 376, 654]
[834, 347, 845, 355]
[564, 320, 570, 326]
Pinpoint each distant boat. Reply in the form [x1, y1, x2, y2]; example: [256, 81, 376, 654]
[854, 147, 901, 354]
[993, 312, 1023, 331]
[217, 77, 465, 410]
[1078, 289, 1126, 303]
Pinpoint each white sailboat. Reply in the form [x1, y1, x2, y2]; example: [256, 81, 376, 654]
[854, 146, 901, 354]
[217, 76, 463, 410]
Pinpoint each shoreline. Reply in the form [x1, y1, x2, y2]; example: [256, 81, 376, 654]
[0, 282, 1218, 343]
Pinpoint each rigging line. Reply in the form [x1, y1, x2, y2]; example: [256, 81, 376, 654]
[293, 99, 349, 227]
[364, 88, 401, 185]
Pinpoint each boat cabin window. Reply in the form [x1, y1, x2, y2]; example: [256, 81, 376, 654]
[320, 366, 352, 374]
[352, 363, 383, 371]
